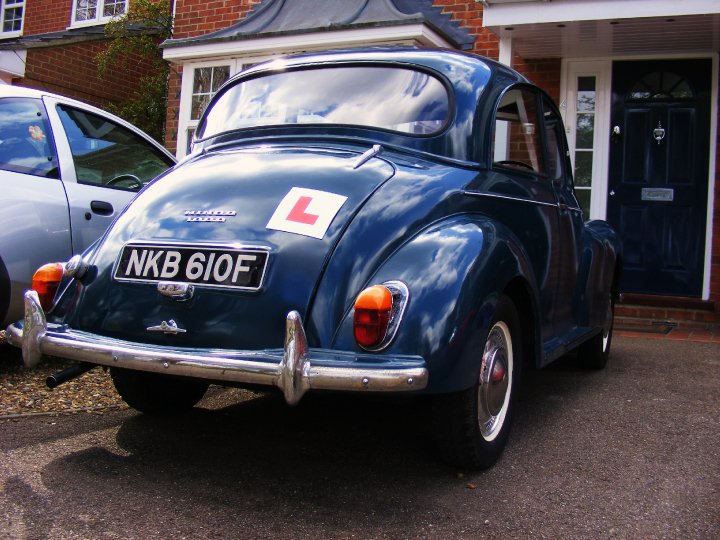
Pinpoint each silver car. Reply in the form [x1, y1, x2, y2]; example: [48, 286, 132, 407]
[0, 85, 175, 326]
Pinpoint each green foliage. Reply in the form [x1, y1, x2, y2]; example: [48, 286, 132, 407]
[95, 0, 172, 141]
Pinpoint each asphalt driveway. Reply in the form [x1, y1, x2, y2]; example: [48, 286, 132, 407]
[0, 335, 718, 539]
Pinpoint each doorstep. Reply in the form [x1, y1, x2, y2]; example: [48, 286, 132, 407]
[614, 293, 720, 342]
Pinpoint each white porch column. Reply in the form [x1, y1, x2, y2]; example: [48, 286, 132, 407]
[498, 35, 512, 67]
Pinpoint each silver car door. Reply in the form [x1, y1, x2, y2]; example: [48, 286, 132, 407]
[43, 96, 175, 253]
[0, 96, 71, 325]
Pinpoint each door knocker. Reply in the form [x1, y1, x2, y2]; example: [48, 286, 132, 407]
[653, 121, 666, 145]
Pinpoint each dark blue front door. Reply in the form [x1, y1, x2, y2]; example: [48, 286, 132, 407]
[607, 59, 711, 297]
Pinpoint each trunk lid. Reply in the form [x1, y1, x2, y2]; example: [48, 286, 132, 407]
[67, 145, 395, 349]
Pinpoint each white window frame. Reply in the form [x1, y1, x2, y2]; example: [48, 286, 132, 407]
[70, 0, 128, 28]
[1, 0, 25, 38]
[560, 60, 611, 221]
[177, 55, 276, 159]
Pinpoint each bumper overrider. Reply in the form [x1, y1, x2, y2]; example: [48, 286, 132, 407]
[6, 291, 428, 405]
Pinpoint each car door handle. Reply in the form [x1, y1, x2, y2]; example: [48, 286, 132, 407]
[90, 200, 114, 216]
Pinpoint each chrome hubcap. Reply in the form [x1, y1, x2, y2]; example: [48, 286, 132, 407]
[478, 321, 513, 441]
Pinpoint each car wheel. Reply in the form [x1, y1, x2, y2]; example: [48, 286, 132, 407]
[432, 295, 521, 469]
[110, 368, 209, 414]
[577, 293, 615, 370]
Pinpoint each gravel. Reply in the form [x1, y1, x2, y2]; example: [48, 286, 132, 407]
[0, 333, 126, 417]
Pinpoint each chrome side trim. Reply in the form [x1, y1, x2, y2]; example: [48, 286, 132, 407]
[463, 190, 568, 210]
[7, 292, 428, 406]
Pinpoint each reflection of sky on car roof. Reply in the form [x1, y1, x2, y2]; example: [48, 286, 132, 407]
[202, 67, 449, 137]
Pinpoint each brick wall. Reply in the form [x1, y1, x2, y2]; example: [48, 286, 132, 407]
[172, 0, 261, 40]
[23, 0, 72, 34]
[17, 43, 159, 111]
[165, 64, 184, 152]
[11, 1, 165, 119]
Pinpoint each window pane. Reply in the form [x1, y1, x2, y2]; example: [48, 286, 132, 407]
[628, 71, 695, 101]
[577, 76, 596, 112]
[2, 5, 23, 32]
[0, 98, 57, 178]
[186, 128, 195, 154]
[212, 66, 230, 92]
[492, 88, 543, 174]
[575, 187, 591, 218]
[191, 66, 231, 121]
[57, 105, 173, 190]
[191, 95, 210, 121]
[574, 151, 593, 187]
[543, 98, 563, 181]
[103, 0, 126, 17]
[75, 0, 97, 21]
[576, 113, 594, 149]
[193, 68, 212, 94]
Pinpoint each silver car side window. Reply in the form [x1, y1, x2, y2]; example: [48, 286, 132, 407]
[0, 97, 58, 178]
[56, 104, 173, 191]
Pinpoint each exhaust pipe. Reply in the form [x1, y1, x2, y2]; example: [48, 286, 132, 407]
[46, 363, 96, 389]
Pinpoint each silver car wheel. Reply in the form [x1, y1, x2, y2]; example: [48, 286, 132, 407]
[478, 320, 513, 442]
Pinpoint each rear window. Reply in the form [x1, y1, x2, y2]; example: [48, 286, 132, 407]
[197, 66, 450, 139]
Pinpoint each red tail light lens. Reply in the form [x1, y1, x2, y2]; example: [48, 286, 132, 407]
[353, 285, 393, 349]
[31, 262, 64, 310]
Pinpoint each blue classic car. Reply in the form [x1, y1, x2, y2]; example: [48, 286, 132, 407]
[7, 48, 621, 469]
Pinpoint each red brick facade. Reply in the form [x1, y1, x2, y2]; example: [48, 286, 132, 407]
[172, 0, 261, 40]
[11, 0, 161, 111]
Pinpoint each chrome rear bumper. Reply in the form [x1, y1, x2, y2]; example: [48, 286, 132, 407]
[6, 291, 428, 405]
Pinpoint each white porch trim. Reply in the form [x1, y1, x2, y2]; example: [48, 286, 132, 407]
[163, 24, 453, 64]
[483, 0, 720, 26]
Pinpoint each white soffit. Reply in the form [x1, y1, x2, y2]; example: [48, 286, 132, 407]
[483, 0, 720, 58]
[0, 50, 26, 78]
[163, 25, 452, 63]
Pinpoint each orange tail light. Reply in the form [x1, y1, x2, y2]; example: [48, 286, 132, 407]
[353, 285, 393, 349]
[31, 262, 64, 310]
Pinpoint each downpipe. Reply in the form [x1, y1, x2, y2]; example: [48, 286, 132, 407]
[46, 363, 96, 389]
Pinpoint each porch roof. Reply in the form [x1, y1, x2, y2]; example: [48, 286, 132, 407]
[161, 0, 474, 53]
[482, 0, 720, 59]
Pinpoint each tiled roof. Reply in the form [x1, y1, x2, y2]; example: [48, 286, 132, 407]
[162, 0, 474, 50]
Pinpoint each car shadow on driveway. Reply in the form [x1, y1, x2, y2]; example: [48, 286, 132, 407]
[25, 355, 606, 536]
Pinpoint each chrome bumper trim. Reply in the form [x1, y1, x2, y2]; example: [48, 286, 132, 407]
[6, 291, 428, 405]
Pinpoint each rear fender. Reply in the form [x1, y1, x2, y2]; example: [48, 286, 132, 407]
[576, 220, 622, 328]
[331, 214, 540, 394]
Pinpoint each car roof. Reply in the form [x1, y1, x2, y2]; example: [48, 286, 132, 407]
[0, 84, 176, 161]
[203, 47, 528, 165]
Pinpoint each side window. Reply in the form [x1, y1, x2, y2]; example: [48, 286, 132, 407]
[542, 97, 565, 182]
[57, 105, 174, 191]
[0, 97, 58, 178]
[492, 88, 544, 174]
